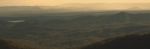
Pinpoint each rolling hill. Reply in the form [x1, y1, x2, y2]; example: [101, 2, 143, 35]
[0, 6, 150, 49]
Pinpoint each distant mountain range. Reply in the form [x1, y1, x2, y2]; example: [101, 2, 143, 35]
[0, 6, 71, 17]
[58, 3, 150, 10]
[0, 4, 150, 17]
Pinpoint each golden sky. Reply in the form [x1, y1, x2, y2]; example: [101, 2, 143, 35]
[0, 0, 150, 6]
[0, 0, 150, 10]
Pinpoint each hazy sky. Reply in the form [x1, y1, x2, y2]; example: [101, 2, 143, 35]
[0, 0, 150, 10]
[0, 0, 150, 6]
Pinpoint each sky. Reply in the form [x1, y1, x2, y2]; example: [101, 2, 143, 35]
[0, 0, 150, 10]
[0, 0, 150, 6]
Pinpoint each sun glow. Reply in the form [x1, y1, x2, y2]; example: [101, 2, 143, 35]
[0, 0, 150, 6]
[0, 0, 150, 10]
